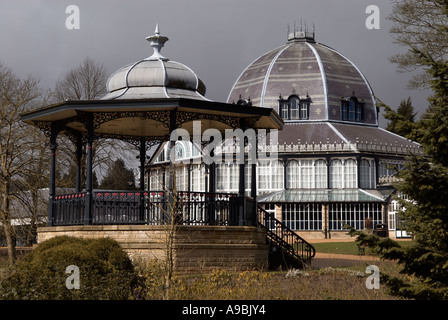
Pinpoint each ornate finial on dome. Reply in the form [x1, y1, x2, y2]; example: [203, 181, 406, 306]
[146, 24, 169, 61]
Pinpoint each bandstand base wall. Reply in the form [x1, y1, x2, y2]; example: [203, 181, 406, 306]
[37, 225, 269, 273]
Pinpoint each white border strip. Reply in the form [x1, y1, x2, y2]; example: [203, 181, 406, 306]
[323, 44, 378, 126]
[226, 46, 283, 103]
[260, 44, 290, 107]
[307, 42, 329, 120]
[327, 122, 358, 152]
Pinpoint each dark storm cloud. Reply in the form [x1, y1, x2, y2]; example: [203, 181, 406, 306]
[0, 0, 431, 126]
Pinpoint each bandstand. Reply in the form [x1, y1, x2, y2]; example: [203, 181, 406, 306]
[20, 26, 314, 271]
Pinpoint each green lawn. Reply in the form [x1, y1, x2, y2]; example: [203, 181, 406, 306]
[309, 240, 415, 256]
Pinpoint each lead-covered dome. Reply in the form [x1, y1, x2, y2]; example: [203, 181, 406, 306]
[102, 25, 207, 100]
[227, 30, 378, 125]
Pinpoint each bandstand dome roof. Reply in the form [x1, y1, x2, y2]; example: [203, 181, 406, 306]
[102, 25, 207, 101]
[227, 30, 377, 125]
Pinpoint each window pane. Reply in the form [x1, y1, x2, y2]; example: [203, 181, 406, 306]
[349, 99, 356, 120]
[300, 102, 309, 120]
[281, 103, 289, 119]
[360, 159, 370, 189]
[271, 160, 284, 190]
[345, 159, 357, 188]
[258, 161, 271, 191]
[315, 160, 328, 188]
[216, 164, 227, 191]
[290, 99, 299, 120]
[330, 159, 343, 188]
[300, 160, 313, 188]
[342, 102, 348, 120]
[287, 160, 300, 188]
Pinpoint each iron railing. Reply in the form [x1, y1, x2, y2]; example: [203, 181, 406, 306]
[256, 205, 316, 264]
[53, 193, 86, 225]
[51, 190, 242, 226]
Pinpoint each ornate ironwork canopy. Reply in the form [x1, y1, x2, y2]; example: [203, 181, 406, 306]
[21, 97, 283, 141]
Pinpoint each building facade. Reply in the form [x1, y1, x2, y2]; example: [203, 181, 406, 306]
[147, 29, 420, 240]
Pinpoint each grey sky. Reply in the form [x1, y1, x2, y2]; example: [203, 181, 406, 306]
[0, 0, 432, 127]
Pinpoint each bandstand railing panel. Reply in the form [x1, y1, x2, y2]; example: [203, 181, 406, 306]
[52, 192, 86, 225]
[51, 190, 241, 226]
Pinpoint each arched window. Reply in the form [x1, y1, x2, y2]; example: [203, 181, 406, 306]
[286, 160, 300, 189]
[345, 159, 357, 188]
[175, 142, 184, 161]
[271, 160, 284, 190]
[258, 161, 271, 191]
[330, 159, 343, 189]
[300, 160, 313, 188]
[228, 164, 239, 191]
[359, 159, 376, 189]
[290, 98, 299, 120]
[279, 95, 310, 121]
[315, 160, 328, 189]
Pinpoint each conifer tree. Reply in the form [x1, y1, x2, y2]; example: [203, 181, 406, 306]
[352, 0, 448, 299]
[385, 97, 416, 138]
[99, 158, 136, 190]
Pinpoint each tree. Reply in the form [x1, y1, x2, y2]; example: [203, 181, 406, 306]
[52, 57, 136, 189]
[0, 62, 49, 263]
[388, 0, 448, 89]
[362, 0, 448, 299]
[99, 158, 136, 190]
[384, 97, 417, 138]
[52, 57, 107, 102]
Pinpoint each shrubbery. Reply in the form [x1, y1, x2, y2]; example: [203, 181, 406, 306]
[0, 236, 138, 300]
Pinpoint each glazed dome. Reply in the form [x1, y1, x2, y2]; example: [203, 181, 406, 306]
[102, 25, 207, 100]
[227, 30, 378, 125]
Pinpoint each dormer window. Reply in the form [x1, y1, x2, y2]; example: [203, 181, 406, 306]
[341, 97, 364, 122]
[279, 94, 311, 120]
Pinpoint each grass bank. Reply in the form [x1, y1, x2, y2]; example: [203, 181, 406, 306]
[310, 240, 415, 256]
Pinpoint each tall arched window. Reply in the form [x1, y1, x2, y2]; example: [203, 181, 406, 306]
[315, 160, 328, 189]
[345, 159, 357, 188]
[228, 164, 239, 191]
[271, 160, 284, 190]
[286, 160, 300, 189]
[258, 161, 271, 191]
[360, 159, 376, 189]
[330, 159, 343, 189]
[300, 160, 313, 188]
[359, 159, 370, 189]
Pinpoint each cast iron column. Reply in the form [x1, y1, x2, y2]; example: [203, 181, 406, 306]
[250, 130, 258, 227]
[47, 124, 59, 227]
[238, 119, 246, 226]
[84, 113, 94, 225]
[75, 133, 83, 193]
[139, 137, 146, 222]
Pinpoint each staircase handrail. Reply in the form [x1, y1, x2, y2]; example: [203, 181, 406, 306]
[256, 205, 316, 264]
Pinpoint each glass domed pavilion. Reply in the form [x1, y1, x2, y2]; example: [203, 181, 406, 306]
[149, 28, 421, 240]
